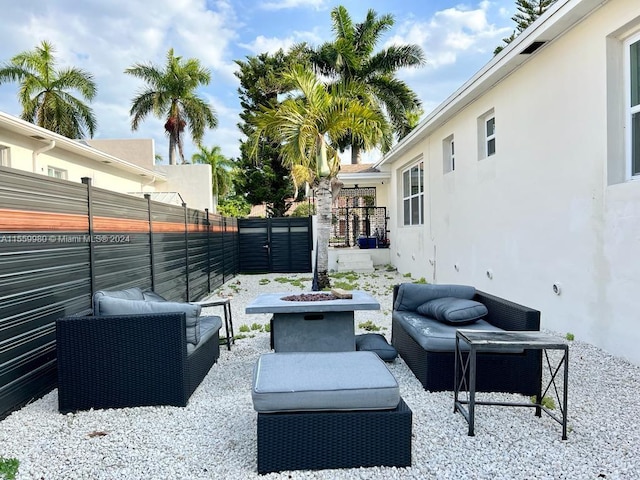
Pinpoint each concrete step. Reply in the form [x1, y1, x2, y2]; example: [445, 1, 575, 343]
[337, 253, 374, 273]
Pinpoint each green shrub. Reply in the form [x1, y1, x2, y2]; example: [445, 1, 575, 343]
[0, 457, 19, 480]
[358, 320, 381, 332]
[290, 202, 316, 217]
[239, 325, 250, 333]
[250, 323, 263, 331]
[531, 395, 556, 410]
[565, 332, 575, 341]
[259, 278, 270, 285]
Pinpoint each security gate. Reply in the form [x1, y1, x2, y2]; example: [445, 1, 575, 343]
[238, 217, 312, 273]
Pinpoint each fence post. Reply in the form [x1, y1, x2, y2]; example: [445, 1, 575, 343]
[205, 208, 211, 294]
[183, 203, 190, 301]
[81, 177, 96, 298]
[145, 194, 155, 292]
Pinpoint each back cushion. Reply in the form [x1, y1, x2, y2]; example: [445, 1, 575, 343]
[97, 297, 202, 345]
[92, 287, 145, 315]
[394, 284, 476, 311]
[416, 297, 488, 325]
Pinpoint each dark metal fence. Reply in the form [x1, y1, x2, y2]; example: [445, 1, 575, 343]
[329, 206, 389, 248]
[0, 166, 238, 418]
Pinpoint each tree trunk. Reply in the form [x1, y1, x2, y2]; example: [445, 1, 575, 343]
[168, 135, 177, 165]
[351, 145, 362, 165]
[314, 176, 332, 290]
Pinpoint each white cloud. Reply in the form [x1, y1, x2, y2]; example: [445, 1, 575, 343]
[259, 0, 327, 11]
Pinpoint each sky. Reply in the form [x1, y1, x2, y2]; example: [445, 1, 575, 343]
[0, 0, 518, 164]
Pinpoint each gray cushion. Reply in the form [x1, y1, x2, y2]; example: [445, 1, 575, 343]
[394, 284, 476, 312]
[393, 311, 523, 353]
[417, 297, 488, 325]
[142, 290, 168, 302]
[186, 315, 222, 355]
[355, 333, 398, 362]
[92, 287, 145, 315]
[252, 351, 400, 413]
[96, 297, 202, 345]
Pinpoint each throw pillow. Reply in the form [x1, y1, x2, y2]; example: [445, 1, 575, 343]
[355, 333, 398, 362]
[416, 297, 488, 325]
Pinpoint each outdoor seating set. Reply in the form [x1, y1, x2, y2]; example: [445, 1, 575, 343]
[56, 287, 233, 413]
[55, 282, 564, 475]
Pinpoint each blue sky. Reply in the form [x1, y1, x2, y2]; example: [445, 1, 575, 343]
[0, 0, 517, 163]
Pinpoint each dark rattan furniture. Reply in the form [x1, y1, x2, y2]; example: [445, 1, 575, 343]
[56, 312, 220, 413]
[257, 399, 412, 474]
[391, 285, 541, 394]
[454, 330, 569, 439]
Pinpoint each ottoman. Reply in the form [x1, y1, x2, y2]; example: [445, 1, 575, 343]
[251, 351, 412, 474]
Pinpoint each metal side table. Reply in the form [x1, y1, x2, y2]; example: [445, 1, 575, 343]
[454, 330, 569, 440]
[193, 298, 235, 350]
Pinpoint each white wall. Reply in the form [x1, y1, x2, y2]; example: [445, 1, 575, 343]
[155, 164, 213, 212]
[386, 0, 640, 365]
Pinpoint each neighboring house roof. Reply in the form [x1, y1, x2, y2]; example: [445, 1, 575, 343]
[0, 110, 164, 180]
[377, 0, 606, 166]
[338, 162, 390, 182]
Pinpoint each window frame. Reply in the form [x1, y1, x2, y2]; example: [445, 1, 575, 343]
[485, 115, 496, 157]
[47, 166, 68, 180]
[626, 32, 640, 179]
[0, 145, 9, 167]
[402, 160, 424, 226]
[443, 134, 455, 173]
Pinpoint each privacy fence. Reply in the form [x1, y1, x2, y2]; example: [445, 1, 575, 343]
[0, 166, 239, 418]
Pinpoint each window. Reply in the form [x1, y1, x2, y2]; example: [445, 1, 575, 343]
[0, 145, 9, 167]
[47, 166, 67, 179]
[477, 109, 496, 160]
[443, 135, 455, 173]
[402, 160, 424, 225]
[627, 34, 640, 178]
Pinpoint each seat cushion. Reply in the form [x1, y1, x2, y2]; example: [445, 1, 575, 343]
[393, 311, 506, 352]
[416, 297, 488, 325]
[96, 297, 202, 345]
[187, 315, 222, 355]
[252, 351, 400, 413]
[356, 333, 398, 362]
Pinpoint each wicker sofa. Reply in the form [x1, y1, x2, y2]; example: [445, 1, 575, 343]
[391, 283, 541, 394]
[56, 288, 222, 413]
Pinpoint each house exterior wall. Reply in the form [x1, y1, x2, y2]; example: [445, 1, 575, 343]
[385, 0, 640, 364]
[155, 164, 213, 212]
[0, 128, 154, 192]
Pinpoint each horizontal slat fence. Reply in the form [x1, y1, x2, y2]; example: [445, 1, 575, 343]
[0, 166, 238, 419]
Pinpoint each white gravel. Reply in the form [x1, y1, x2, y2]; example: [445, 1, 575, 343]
[1, 269, 639, 479]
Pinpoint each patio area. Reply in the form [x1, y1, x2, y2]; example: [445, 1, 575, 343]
[0, 269, 638, 479]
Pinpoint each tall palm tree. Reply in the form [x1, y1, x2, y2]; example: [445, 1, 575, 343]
[125, 48, 217, 165]
[191, 145, 234, 198]
[0, 40, 97, 138]
[249, 65, 389, 288]
[309, 6, 425, 163]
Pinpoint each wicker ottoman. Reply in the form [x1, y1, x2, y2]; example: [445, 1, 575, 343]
[251, 351, 412, 474]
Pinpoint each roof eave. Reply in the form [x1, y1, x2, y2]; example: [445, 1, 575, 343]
[376, 0, 608, 167]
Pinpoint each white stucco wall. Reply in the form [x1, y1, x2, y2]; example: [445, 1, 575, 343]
[385, 0, 640, 364]
[155, 164, 213, 212]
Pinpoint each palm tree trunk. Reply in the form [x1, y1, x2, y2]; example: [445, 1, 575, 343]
[351, 145, 362, 164]
[314, 176, 332, 290]
[168, 135, 177, 165]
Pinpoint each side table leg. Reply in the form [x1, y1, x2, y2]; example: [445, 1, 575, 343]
[562, 347, 569, 440]
[468, 346, 477, 436]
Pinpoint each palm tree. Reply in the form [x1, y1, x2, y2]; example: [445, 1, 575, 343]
[0, 40, 97, 138]
[125, 48, 217, 165]
[191, 145, 234, 199]
[309, 6, 425, 163]
[249, 65, 389, 288]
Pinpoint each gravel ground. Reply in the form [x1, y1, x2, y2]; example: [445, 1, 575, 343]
[1, 269, 639, 479]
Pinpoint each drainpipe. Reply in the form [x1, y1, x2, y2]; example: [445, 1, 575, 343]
[32, 140, 56, 173]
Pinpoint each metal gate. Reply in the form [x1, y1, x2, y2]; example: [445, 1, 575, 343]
[238, 217, 312, 273]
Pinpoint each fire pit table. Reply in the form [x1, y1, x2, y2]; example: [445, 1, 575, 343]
[245, 291, 380, 352]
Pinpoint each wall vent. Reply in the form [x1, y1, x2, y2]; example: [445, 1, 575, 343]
[520, 41, 546, 55]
